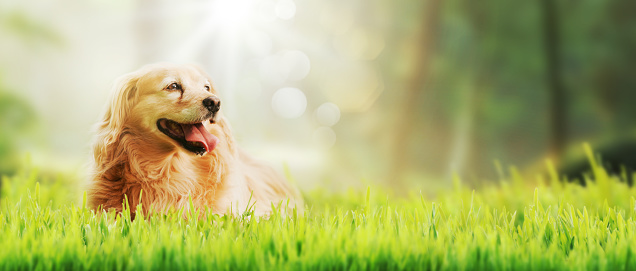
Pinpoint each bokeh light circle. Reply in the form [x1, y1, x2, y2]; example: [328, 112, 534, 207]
[315, 102, 340, 126]
[271, 87, 307, 119]
[278, 50, 311, 81]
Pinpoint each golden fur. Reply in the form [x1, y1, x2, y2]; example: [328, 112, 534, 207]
[88, 63, 303, 217]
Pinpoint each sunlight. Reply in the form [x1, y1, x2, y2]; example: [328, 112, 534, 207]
[210, 0, 253, 29]
[171, 0, 255, 61]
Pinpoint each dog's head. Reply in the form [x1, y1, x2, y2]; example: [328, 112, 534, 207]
[96, 63, 226, 159]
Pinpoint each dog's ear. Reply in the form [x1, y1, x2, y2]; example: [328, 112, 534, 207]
[93, 71, 141, 165]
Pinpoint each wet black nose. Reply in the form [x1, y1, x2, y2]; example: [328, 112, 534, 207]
[203, 96, 221, 113]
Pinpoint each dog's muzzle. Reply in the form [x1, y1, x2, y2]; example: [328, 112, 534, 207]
[203, 96, 220, 114]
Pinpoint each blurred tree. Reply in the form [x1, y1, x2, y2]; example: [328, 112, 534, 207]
[446, 0, 492, 180]
[541, 0, 567, 162]
[590, 0, 636, 136]
[388, 0, 442, 190]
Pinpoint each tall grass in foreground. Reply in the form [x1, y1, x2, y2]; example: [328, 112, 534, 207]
[2, 148, 636, 270]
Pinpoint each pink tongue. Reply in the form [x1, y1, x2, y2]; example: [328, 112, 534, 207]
[180, 123, 219, 153]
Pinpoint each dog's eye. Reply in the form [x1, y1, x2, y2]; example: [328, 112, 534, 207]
[167, 83, 181, 91]
[204, 85, 210, 92]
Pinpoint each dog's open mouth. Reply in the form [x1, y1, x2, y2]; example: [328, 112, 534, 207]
[157, 118, 219, 155]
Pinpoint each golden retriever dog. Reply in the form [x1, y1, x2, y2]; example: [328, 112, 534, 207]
[88, 63, 303, 217]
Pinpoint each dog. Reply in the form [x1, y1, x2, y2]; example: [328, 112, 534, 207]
[88, 63, 303, 217]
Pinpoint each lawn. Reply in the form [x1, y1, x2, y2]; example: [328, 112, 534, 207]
[2, 147, 636, 270]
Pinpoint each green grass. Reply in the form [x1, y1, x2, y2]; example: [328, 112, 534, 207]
[3, 147, 636, 270]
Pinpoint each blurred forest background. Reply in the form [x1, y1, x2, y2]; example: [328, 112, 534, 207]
[0, 0, 635, 195]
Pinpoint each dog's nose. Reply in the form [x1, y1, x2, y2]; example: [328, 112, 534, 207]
[203, 96, 221, 112]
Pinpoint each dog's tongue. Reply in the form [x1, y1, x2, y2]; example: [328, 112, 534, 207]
[181, 123, 218, 153]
